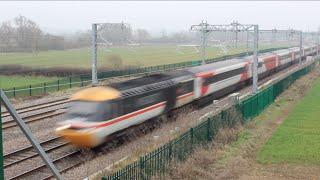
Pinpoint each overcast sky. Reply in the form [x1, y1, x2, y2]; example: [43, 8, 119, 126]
[0, 1, 319, 35]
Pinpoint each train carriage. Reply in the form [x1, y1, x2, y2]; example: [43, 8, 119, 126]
[187, 58, 248, 99]
[56, 45, 318, 148]
[56, 72, 193, 147]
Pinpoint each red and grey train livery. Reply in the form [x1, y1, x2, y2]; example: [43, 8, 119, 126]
[55, 45, 318, 147]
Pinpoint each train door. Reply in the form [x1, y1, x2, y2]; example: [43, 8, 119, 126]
[194, 77, 202, 99]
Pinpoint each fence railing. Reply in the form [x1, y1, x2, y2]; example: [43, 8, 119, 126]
[101, 58, 318, 180]
[239, 61, 315, 120]
[3, 47, 288, 98]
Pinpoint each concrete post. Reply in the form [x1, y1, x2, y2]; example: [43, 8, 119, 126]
[299, 31, 303, 64]
[317, 32, 319, 57]
[91, 23, 98, 86]
[252, 25, 259, 94]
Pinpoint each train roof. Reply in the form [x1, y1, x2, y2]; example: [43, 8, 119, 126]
[108, 70, 193, 98]
[109, 70, 191, 91]
[187, 58, 246, 74]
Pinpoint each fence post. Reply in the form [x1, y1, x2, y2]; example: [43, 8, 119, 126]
[0, 104, 4, 179]
[57, 80, 60, 91]
[207, 118, 212, 141]
[29, 85, 32, 96]
[44, 83, 46, 93]
[168, 141, 173, 162]
[221, 110, 225, 125]
[139, 156, 145, 180]
[69, 77, 72, 88]
[190, 128, 194, 148]
[13, 87, 16, 97]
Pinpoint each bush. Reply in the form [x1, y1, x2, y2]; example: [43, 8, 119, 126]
[106, 54, 123, 70]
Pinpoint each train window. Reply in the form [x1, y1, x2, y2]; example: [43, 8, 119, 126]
[176, 81, 193, 96]
[100, 101, 123, 120]
[122, 97, 133, 115]
[67, 101, 101, 117]
[137, 93, 161, 107]
[280, 54, 290, 59]
[109, 102, 118, 119]
[203, 67, 245, 86]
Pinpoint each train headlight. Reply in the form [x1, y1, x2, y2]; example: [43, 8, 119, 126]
[55, 124, 71, 132]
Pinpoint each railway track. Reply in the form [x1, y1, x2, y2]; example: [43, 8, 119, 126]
[8, 150, 82, 180]
[2, 108, 67, 129]
[0, 76, 141, 130]
[2, 74, 157, 179]
[1, 97, 69, 119]
[3, 135, 83, 180]
[1, 98, 70, 129]
[4, 136, 69, 168]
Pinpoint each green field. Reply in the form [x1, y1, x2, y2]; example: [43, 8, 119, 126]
[0, 44, 285, 68]
[257, 78, 320, 165]
[0, 44, 287, 90]
[0, 75, 58, 89]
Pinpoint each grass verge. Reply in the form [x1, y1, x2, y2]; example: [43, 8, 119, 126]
[257, 78, 320, 165]
[0, 75, 58, 89]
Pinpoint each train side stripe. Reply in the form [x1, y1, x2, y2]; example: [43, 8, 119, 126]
[177, 92, 194, 100]
[77, 101, 167, 129]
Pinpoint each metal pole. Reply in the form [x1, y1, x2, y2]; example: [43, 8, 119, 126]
[201, 28, 207, 65]
[91, 23, 98, 86]
[246, 31, 249, 55]
[0, 90, 63, 180]
[317, 32, 319, 57]
[252, 25, 259, 94]
[235, 27, 238, 47]
[299, 31, 303, 64]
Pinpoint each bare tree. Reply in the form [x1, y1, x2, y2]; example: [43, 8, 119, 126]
[0, 15, 69, 53]
[0, 21, 15, 52]
[99, 23, 133, 45]
[14, 15, 42, 53]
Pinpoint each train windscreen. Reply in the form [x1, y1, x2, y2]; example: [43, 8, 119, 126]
[67, 101, 102, 118]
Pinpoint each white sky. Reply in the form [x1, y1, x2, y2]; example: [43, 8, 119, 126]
[0, 1, 319, 35]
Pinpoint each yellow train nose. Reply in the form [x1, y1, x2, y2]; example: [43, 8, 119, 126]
[56, 129, 101, 148]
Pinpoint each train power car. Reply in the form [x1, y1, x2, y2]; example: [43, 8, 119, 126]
[56, 45, 318, 148]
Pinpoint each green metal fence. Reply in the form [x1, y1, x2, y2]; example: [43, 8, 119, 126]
[3, 47, 288, 98]
[101, 59, 318, 180]
[102, 107, 242, 180]
[239, 62, 315, 120]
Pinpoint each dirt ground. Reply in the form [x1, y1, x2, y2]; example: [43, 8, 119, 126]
[163, 68, 320, 180]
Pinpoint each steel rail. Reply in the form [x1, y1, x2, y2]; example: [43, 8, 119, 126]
[1, 98, 69, 118]
[2, 109, 66, 129]
[4, 136, 70, 168]
[8, 150, 81, 180]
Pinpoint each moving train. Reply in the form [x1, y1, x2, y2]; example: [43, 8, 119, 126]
[56, 45, 318, 147]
